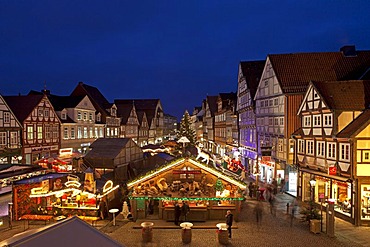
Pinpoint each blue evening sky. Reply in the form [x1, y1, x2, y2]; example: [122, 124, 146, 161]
[1, 0, 369, 120]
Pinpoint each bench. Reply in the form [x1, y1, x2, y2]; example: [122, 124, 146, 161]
[19, 214, 53, 230]
[77, 216, 100, 227]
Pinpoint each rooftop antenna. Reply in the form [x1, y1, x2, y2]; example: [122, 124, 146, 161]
[43, 80, 47, 93]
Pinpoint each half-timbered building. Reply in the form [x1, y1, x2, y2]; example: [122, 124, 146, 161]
[294, 80, 370, 225]
[3, 95, 61, 164]
[0, 95, 22, 163]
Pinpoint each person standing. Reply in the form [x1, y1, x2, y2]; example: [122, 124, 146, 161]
[225, 210, 233, 238]
[181, 201, 190, 221]
[174, 202, 181, 225]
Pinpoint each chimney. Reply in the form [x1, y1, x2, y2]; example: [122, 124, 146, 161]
[340, 45, 357, 57]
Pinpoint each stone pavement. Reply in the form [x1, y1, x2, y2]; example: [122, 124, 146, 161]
[102, 193, 368, 247]
[1, 192, 370, 246]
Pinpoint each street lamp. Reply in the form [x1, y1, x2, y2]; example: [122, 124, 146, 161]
[310, 179, 316, 202]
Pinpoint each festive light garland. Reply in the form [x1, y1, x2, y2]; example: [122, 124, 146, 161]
[126, 157, 247, 189]
[128, 196, 244, 201]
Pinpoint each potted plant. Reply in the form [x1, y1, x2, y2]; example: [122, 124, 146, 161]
[300, 200, 321, 233]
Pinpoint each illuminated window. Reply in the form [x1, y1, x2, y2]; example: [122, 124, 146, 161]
[10, 132, 17, 147]
[27, 126, 34, 140]
[0, 132, 6, 146]
[37, 125, 43, 139]
[64, 127, 68, 139]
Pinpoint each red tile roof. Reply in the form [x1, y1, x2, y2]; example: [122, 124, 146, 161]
[3, 95, 45, 122]
[312, 80, 370, 110]
[268, 50, 370, 94]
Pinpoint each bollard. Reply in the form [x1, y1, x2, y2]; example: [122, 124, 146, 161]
[180, 222, 193, 244]
[141, 222, 154, 243]
[286, 203, 290, 214]
[216, 223, 229, 245]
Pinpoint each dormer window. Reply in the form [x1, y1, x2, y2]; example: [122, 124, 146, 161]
[61, 112, 67, 120]
[111, 107, 117, 117]
[96, 113, 101, 122]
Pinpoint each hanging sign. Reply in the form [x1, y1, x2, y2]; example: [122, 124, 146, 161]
[329, 166, 337, 175]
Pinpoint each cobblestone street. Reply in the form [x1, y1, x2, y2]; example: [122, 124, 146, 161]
[105, 195, 364, 247]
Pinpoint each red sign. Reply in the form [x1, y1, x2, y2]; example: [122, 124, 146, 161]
[329, 166, 337, 175]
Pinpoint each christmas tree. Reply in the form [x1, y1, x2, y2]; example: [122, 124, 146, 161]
[177, 110, 197, 145]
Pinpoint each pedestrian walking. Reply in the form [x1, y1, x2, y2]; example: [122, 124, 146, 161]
[225, 210, 233, 238]
[272, 178, 278, 195]
[174, 202, 181, 225]
[269, 194, 276, 217]
[280, 178, 286, 193]
[253, 201, 263, 227]
[248, 182, 254, 198]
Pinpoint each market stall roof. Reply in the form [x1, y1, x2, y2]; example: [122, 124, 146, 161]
[0, 216, 123, 247]
[127, 157, 246, 190]
[0, 164, 45, 179]
[14, 173, 67, 185]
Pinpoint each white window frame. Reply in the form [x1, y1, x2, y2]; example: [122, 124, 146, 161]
[303, 116, 311, 127]
[10, 132, 17, 148]
[323, 114, 333, 127]
[306, 140, 314, 155]
[64, 127, 68, 139]
[339, 143, 350, 161]
[317, 141, 325, 157]
[327, 142, 336, 159]
[313, 115, 321, 127]
[299, 139, 304, 155]
[37, 125, 43, 140]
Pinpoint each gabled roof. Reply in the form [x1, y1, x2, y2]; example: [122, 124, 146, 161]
[218, 92, 237, 111]
[0, 216, 122, 247]
[127, 158, 246, 190]
[86, 138, 131, 159]
[84, 138, 142, 169]
[3, 95, 45, 122]
[206, 96, 218, 116]
[114, 99, 161, 127]
[115, 101, 136, 125]
[337, 110, 370, 138]
[312, 80, 370, 110]
[240, 60, 265, 99]
[70, 82, 110, 116]
[29, 90, 87, 111]
[268, 49, 370, 94]
[136, 111, 147, 125]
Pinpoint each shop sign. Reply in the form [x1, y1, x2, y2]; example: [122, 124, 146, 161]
[329, 166, 337, 175]
[319, 193, 325, 199]
[173, 169, 201, 174]
[261, 146, 272, 157]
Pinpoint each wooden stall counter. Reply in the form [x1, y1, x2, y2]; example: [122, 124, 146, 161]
[162, 205, 208, 222]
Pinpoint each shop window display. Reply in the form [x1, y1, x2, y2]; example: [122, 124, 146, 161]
[361, 185, 370, 220]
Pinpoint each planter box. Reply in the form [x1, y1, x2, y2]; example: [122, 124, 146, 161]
[310, 219, 320, 234]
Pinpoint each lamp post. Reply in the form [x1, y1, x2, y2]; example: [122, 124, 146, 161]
[310, 179, 316, 202]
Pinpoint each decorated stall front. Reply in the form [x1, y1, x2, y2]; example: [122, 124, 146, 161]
[127, 158, 247, 221]
[12, 172, 119, 222]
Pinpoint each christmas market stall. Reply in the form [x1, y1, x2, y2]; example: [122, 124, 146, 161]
[127, 157, 247, 221]
[12, 172, 119, 223]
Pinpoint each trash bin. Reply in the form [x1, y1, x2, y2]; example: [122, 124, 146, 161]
[180, 222, 193, 244]
[216, 223, 229, 245]
[141, 222, 154, 242]
[310, 219, 320, 234]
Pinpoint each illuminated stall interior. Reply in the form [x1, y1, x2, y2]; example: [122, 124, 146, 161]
[127, 157, 246, 221]
[12, 173, 119, 220]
